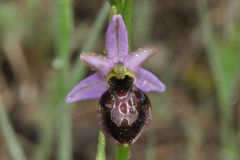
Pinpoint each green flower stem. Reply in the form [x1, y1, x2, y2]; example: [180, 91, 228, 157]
[0, 97, 27, 160]
[116, 145, 130, 160]
[121, 0, 133, 48]
[96, 132, 106, 160]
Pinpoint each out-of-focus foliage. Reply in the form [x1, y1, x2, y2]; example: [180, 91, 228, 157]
[0, 0, 240, 160]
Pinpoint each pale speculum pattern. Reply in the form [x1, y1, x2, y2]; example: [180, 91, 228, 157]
[110, 90, 138, 127]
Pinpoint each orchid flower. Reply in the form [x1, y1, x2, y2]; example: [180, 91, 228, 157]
[65, 15, 165, 103]
[65, 14, 165, 145]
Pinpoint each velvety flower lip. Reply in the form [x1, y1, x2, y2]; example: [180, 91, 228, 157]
[65, 14, 165, 103]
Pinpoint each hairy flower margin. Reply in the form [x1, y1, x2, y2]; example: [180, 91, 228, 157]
[65, 15, 165, 103]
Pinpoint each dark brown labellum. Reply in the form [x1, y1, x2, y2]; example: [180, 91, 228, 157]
[98, 76, 152, 145]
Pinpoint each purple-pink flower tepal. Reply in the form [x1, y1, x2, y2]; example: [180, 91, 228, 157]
[66, 14, 165, 145]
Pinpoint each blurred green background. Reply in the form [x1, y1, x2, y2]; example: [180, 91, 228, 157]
[0, 0, 240, 160]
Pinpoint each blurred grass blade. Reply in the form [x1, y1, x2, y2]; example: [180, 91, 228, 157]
[96, 132, 106, 160]
[54, 0, 73, 159]
[133, 0, 154, 46]
[0, 97, 27, 160]
[121, 0, 133, 48]
[81, 1, 110, 52]
[58, 104, 72, 160]
[197, 0, 240, 159]
[34, 95, 58, 160]
[73, 1, 110, 82]
[144, 132, 156, 160]
[34, 0, 73, 159]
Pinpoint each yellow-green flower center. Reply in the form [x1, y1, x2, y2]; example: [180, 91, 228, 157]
[107, 62, 135, 81]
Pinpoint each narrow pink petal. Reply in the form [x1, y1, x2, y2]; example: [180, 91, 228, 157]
[106, 15, 128, 63]
[81, 52, 114, 75]
[65, 73, 108, 103]
[125, 47, 156, 71]
[136, 68, 165, 92]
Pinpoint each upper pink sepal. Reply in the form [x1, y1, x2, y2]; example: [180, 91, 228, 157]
[106, 15, 128, 63]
